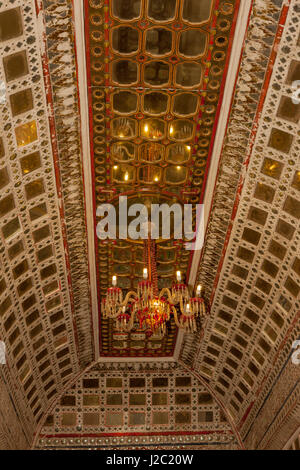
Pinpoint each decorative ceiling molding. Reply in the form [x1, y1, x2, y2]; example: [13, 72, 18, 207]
[186, 0, 252, 291]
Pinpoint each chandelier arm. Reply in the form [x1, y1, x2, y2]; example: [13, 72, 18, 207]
[110, 305, 126, 319]
[123, 290, 139, 304]
[172, 306, 182, 329]
[124, 309, 135, 331]
[159, 288, 173, 303]
[179, 297, 186, 315]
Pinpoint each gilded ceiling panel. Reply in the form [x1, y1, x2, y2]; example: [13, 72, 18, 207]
[84, 0, 241, 357]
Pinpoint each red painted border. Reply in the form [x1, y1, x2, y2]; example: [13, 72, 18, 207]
[40, 429, 233, 439]
[188, 0, 293, 433]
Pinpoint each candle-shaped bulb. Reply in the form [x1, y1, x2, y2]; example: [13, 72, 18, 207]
[122, 306, 126, 313]
[112, 275, 117, 287]
[196, 284, 202, 297]
[143, 268, 148, 280]
[176, 271, 181, 282]
[186, 303, 190, 313]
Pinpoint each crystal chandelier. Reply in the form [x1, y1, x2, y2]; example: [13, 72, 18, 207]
[102, 239, 209, 337]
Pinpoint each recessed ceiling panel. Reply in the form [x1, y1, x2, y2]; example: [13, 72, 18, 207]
[84, 0, 241, 357]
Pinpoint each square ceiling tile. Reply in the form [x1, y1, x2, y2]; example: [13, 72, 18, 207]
[277, 95, 300, 123]
[268, 128, 293, 154]
[3, 50, 29, 82]
[286, 59, 300, 85]
[15, 120, 38, 147]
[254, 182, 275, 204]
[292, 171, 300, 192]
[10, 88, 33, 117]
[261, 157, 284, 180]
[0, 7, 23, 42]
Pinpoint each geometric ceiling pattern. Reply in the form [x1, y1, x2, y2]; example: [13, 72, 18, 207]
[34, 362, 241, 450]
[0, 0, 299, 451]
[84, 0, 241, 358]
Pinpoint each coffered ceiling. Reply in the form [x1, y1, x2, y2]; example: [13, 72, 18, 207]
[81, 0, 243, 358]
[0, 0, 299, 451]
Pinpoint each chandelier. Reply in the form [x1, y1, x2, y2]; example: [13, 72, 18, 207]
[101, 239, 209, 337]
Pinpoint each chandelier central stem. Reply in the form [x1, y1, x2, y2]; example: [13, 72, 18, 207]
[145, 238, 158, 296]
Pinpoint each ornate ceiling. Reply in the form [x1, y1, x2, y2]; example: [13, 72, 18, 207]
[34, 362, 241, 450]
[83, 0, 241, 358]
[0, 0, 299, 451]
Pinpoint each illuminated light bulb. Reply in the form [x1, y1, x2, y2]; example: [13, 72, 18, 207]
[170, 126, 174, 135]
[124, 172, 129, 181]
[113, 165, 118, 170]
[112, 276, 117, 287]
[176, 271, 182, 282]
[187, 146, 191, 151]
[143, 268, 148, 280]
[186, 303, 190, 313]
[144, 124, 149, 133]
[154, 176, 159, 182]
[119, 133, 124, 138]
[177, 166, 181, 170]
[196, 285, 202, 297]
